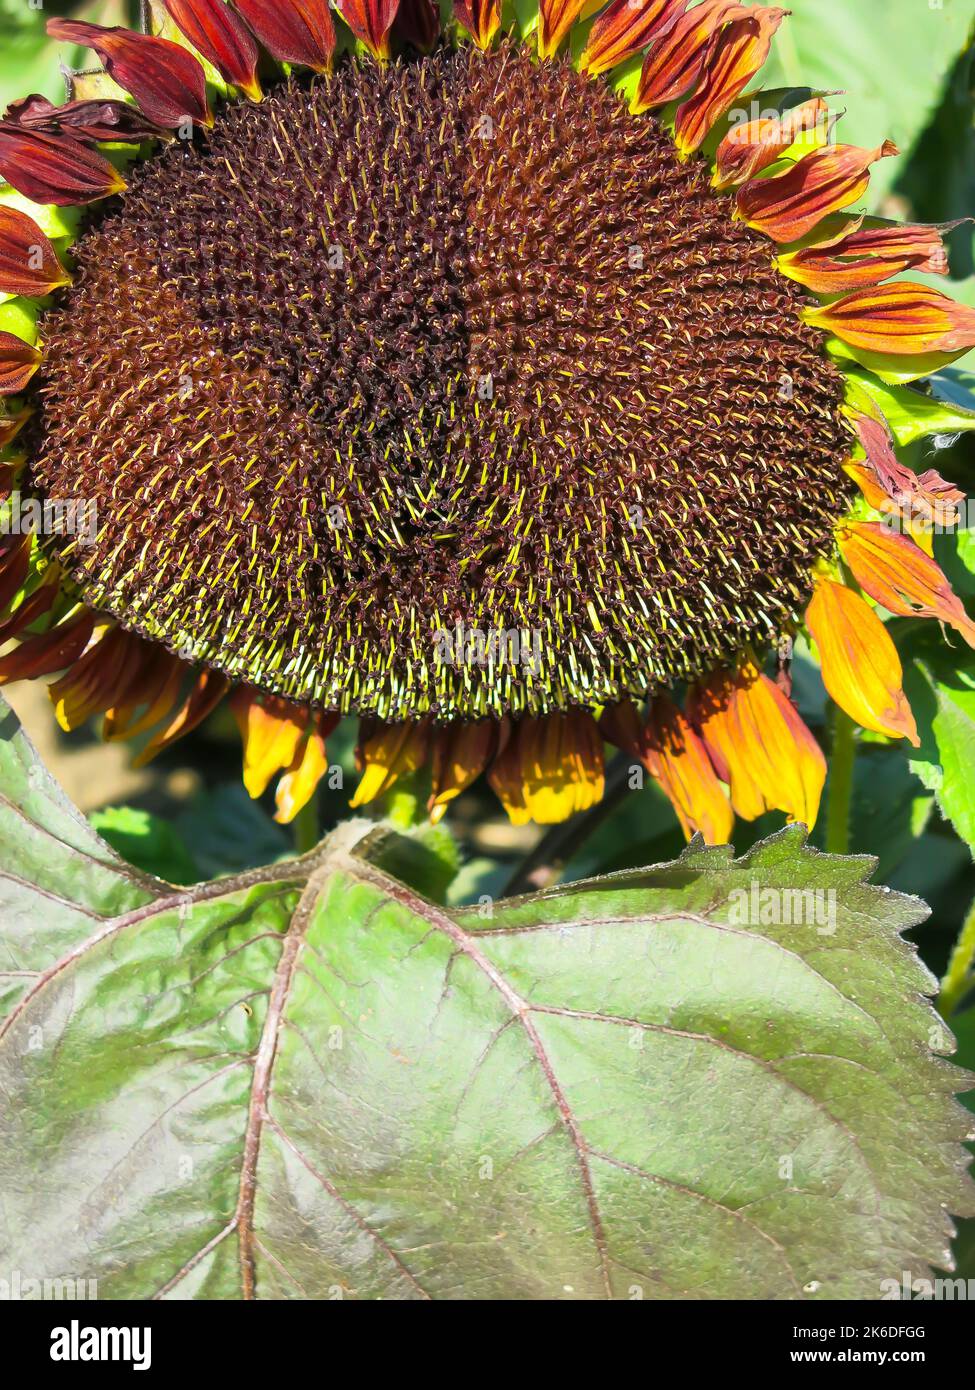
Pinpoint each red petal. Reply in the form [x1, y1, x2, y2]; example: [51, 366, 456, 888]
[0, 609, 95, 686]
[231, 0, 336, 72]
[0, 332, 41, 396]
[47, 20, 211, 130]
[165, 0, 262, 101]
[674, 8, 787, 156]
[736, 141, 898, 243]
[0, 124, 126, 205]
[335, 0, 401, 59]
[0, 406, 31, 449]
[804, 282, 975, 356]
[0, 534, 31, 616]
[0, 206, 70, 297]
[713, 97, 828, 189]
[632, 0, 742, 112]
[581, 0, 688, 78]
[453, 0, 501, 48]
[394, 0, 440, 51]
[779, 220, 958, 293]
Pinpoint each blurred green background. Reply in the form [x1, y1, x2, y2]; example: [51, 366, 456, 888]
[1, 0, 975, 1268]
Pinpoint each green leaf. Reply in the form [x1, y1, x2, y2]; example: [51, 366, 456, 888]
[89, 806, 200, 887]
[905, 661, 975, 854]
[0, 698, 971, 1299]
[756, 0, 975, 206]
[845, 366, 975, 446]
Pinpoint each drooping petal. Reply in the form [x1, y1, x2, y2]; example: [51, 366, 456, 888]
[133, 668, 230, 764]
[335, 0, 401, 59]
[838, 521, 975, 649]
[674, 8, 786, 157]
[48, 623, 137, 732]
[0, 405, 31, 449]
[736, 141, 898, 243]
[488, 711, 604, 826]
[779, 220, 958, 294]
[394, 0, 440, 52]
[349, 718, 430, 807]
[803, 282, 975, 357]
[851, 410, 962, 529]
[0, 332, 41, 396]
[689, 658, 826, 828]
[274, 716, 338, 825]
[0, 206, 71, 297]
[0, 564, 59, 645]
[164, 0, 262, 101]
[0, 609, 95, 685]
[713, 97, 828, 189]
[452, 0, 501, 48]
[230, 686, 307, 798]
[0, 534, 31, 616]
[0, 124, 126, 205]
[103, 645, 187, 740]
[631, 0, 742, 114]
[428, 719, 500, 824]
[5, 93, 164, 143]
[580, 0, 688, 79]
[805, 577, 919, 745]
[231, 0, 336, 73]
[47, 21, 211, 130]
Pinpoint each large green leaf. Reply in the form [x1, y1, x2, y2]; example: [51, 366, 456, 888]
[0, 697, 972, 1300]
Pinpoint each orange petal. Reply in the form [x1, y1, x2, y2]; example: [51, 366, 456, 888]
[488, 711, 604, 826]
[232, 0, 336, 71]
[428, 719, 499, 824]
[674, 8, 786, 157]
[713, 97, 828, 190]
[644, 696, 734, 843]
[0, 609, 95, 686]
[132, 668, 230, 764]
[580, 0, 687, 78]
[805, 577, 919, 746]
[274, 714, 338, 824]
[48, 623, 135, 732]
[0, 332, 41, 396]
[839, 521, 975, 649]
[803, 282, 975, 357]
[632, 0, 742, 113]
[736, 141, 898, 243]
[349, 718, 430, 807]
[779, 220, 958, 294]
[452, 0, 500, 47]
[164, 0, 262, 101]
[0, 206, 70, 297]
[335, 0, 400, 59]
[689, 658, 826, 828]
[230, 687, 307, 798]
[0, 123, 127, 205]
[47, 20, 211, 130]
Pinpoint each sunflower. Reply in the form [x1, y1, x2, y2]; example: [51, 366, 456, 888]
[1, 0, 974, 841]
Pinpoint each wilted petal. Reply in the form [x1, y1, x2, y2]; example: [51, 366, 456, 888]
[580, 0, 687, 79]
[0, 332, 42, 396]
[0, 124, 126, 205]
[5, 93, 165, 143]
[47, 20, 211, 129]
[232, 0, 336, 73]
[0, 206, 70, 297]
[429, 719, 499, 824]
[165, 0, 262, 101]
[335, 0, 401, 59]
[674, 8, 786, 157]
[453, 0, 501, 48]
[632, 0, 741, 113]
[49, 624, 137, 731]
[839, 521, 975, 649]
[350, 718, 430, 806]
[851, 410, 962, 530]
[736, 141, 898, 243]
[489, 711, 604, 826]
[689, 658, 826, 828]
[713, 96, 828, 189]
[103, 645, 187, 740]
[803, 282, 975, 357]
[133, 668, 230, 763]
[231, 686, 307, 797]
[0, 534, 31, 616]
[779, 220, 957, 294]
[0, 565, 59, 644]
[0, 405, 31, 449]
[805, 577, 919, 745]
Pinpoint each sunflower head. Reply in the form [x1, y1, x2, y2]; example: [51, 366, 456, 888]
[1, 0, 974, 834]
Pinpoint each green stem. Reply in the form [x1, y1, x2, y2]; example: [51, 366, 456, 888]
[825, 707, 856, 856]
[939, 895, 975, 1018]
[292, 796, 321, 855]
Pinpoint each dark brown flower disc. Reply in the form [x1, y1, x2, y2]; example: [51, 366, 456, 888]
[32, 42, 851, 720]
